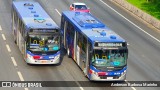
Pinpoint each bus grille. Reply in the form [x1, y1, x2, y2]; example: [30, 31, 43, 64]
[99, 76, 119, 79]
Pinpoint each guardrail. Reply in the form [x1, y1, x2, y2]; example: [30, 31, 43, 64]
[111, 0, 160, 30]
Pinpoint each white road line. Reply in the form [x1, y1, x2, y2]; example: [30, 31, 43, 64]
[11, 57, 17, 66]
[17, 71, 24, 81]
[0, 25, 2, 30]
[6, 44, 11, 52]
[79, 87, 84, 90]
[75, 81, 84, 90]
[24, 88, 29, 90]
[131, 87, 137, 90]
[100, 0, 160, 43]
[55, 9, 61, 16]
[2, 34, 6, 40]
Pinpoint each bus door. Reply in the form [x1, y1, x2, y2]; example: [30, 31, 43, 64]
[79, 36, 87, 72]
[83, 40, 90, 76]
[16, 18, 20, 46]
[18, 19, 24, 53]
[63, 21, 68, 49]
[73, 30, 77, 60]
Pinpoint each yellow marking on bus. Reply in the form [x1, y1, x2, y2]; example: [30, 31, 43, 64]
[33, 40, 37, 44]
[95, 54, 99, 59]
[102, 55, 107, 59]
[39, 40, 44, 46]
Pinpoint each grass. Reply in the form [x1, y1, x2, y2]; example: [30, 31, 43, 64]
[126, 0, 160, 20]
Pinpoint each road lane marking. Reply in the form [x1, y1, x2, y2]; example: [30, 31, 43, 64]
[6, 44, 11, 52]
[17, 71, 24, 81]
[2, 34, 6, 40]
[55, 9, 61, 16]
[0, 25, 2, 30]
[131, 87, 137, 90]
[79, 87, 84, 90]
[24, 88, 29, 90]
[75, 81, 84, 90]
[11, 57, 17, 66]
[100, 0, 160, 43]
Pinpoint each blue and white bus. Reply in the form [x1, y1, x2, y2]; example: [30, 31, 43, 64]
[12, 1, 61, 64]
[61, 11, 128, 81]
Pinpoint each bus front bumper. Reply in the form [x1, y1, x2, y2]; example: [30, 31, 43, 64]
[89, 72, 126, 81]
[26, 55, 60, 64]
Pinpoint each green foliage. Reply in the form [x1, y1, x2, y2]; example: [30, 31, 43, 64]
[127, 0, 160, 20]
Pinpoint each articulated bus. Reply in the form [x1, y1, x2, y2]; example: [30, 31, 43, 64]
[61, 11, 128, 81]
[12, 1, 61, 64]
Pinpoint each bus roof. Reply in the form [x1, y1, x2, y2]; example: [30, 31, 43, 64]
[62, 11, 126, 43]
[12, 1, 59, 29]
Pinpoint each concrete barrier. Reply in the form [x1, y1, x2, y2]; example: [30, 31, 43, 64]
[111, 0, 160, 30]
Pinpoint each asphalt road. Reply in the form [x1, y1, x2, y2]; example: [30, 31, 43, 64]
[0, 0, 159, 90]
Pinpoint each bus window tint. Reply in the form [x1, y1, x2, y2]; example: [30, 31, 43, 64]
[92, 49, 127, 67]
[27, 35, 60, 51]
[92, 50, 109, 67]
[110, 50, 127, 66]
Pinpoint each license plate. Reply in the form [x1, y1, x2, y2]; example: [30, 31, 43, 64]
[107, 77, 113, 79]
[41, 60, 47, 63]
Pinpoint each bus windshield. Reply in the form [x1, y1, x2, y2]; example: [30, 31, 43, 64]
[27, 34, 60, 53]
[92, 49, 127, 69]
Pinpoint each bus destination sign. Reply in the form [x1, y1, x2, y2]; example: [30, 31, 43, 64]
[95, 42, 125, 47]
[32, 29, 58, 33]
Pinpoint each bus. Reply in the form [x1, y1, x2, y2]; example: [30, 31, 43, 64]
[61, 11, 128, 81]
[12, 1, 61, 64]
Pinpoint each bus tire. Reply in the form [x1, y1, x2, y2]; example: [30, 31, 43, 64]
[67, 46, 71, 58]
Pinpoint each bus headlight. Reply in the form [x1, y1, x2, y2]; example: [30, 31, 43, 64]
[54, 54, 60, 60]
[121, 72, 124, 75]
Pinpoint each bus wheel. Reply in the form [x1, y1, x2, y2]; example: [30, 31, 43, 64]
[67, 46, 71, 58]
